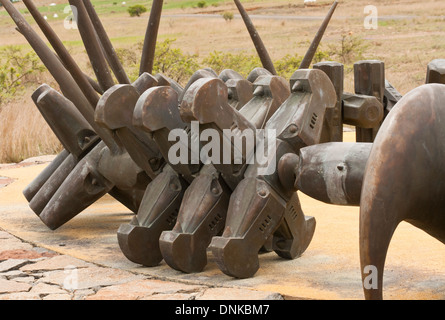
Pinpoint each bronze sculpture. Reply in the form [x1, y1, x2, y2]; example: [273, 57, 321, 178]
[2, 0, 443, 300]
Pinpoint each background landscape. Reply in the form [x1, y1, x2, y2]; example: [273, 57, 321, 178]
[1, 0, 445, 162]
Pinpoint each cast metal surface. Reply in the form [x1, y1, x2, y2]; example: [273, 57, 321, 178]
[353, 60, 385, 142]
[140, 0, 164, 75]
[342, 93, 384, 129]
[383, 80, 403, 116]
[313, 61, 344, 142]
[22, 0, 102, 105]
[68, 0, 115, 92]
[426, 59, 445, 84]
[292, 142, 372, 206]
[83, 0, 131, 85]
[116, 69, 220, 267]
[360, 84, 445, 300]
[299, 1, 338, 69]
[233, 0, 276, 75]
[159, 72, 286, 273]
[208, 68, 336, 278]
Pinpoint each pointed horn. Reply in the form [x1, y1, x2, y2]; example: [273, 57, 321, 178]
[83, 0, 131, 84]
[299, 1, 338, 69]
[140, 0, 164, 75]
[22, 0, 101, 106]
[234, 0, 276, 75]
[68, 0, 115, 91]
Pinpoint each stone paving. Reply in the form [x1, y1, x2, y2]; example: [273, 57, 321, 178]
[0, 228, 283, 300]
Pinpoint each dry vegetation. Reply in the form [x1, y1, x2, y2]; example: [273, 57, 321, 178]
[0, 91, 61, 163]
[1, 0, 445, 162]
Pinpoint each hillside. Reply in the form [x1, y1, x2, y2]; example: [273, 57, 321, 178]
[1, 0, 445, 161]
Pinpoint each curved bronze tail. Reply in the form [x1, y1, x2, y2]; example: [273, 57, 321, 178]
[360, 84, 445, 299]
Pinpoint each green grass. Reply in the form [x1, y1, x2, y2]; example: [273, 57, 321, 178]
[162, 0, 225, 10]
[89, 0, 151, 15]
[0, 0, 298, 18]
[0, 1, 149, 19]
[0, 0, 231, 20]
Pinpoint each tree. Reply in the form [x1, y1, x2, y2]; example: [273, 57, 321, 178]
[0, 46, 45, 105]
[127, 4, 147, 17]
[222, 11, 234, 22]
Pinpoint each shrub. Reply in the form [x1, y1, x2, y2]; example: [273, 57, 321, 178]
[116, 47, 139, 67]
[0, 45, 45, 106]
[327, 34, 368, 64]
[274, 54, 303, 79]
[0, 46, 61, 163]
[127, 4, 147, 17]
[202, 51, 261, 78]
[313, 47, 330, 64]
[197, 1, 207, 8]
[222, 11, 234, 22]
[152, 39, 200, 85]
[117, 39, 200, 85]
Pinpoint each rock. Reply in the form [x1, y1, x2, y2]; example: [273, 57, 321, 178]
[28, 272, 47, 279]
[37, 266, 145, 291]
[0, 259, 29, 273]
[73, 289, 96, 300]
[0, 249, 57, 260]
[0, 231, 12, 239]
[0, 270, 24, 279]
[43, 293, 72, 300]
[195, 288, 284, 300]
[0, 278, 32, 294]
[20, 255, 93, 272]
[0, 238, 33, 251]
[141, 293, 198, 300]
[30, 282, 68, 295]
[0, 292, 41, 300]
[86, 279, 206, 300]
[13, 276, 35, 283]
[32, 247, 58, 256]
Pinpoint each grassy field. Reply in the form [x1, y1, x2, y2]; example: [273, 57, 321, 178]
[1, 0, 445, 162]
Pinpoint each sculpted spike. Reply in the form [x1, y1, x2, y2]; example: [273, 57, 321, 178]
[140, 0, 164, 75]
[234, 0, 276, 75]
[299, 1, 338, 69]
